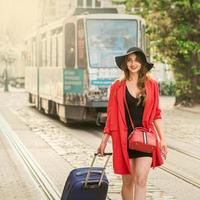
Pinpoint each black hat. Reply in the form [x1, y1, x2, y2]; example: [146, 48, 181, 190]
[115, 47, 154, 71]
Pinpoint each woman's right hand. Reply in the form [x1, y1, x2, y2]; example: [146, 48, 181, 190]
[97, 134, 110, 156]
[97, 141, 107, 156]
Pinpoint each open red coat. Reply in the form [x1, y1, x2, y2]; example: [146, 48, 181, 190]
[104, 79, 164, 175]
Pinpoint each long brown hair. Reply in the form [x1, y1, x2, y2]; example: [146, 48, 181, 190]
[121, 52, 151, 106]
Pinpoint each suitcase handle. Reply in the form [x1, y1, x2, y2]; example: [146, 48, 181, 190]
[82, 180, 107, 189]
[94, 153, 112, 156]
[76, 170, 102, 176]
[84, 153, 112, 188]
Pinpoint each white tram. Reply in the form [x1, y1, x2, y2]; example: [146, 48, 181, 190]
[25, 8, 146, 124]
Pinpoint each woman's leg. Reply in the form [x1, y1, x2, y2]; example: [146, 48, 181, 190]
[121, 159, 136, 200]
[134, 157, 152, 200]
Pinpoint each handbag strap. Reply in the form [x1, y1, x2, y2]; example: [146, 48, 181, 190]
[124, 89, 135, 130]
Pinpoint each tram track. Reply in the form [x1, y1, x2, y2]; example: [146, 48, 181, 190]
[11, 106, 200, 192]
[44, 115, 200, 190]
[0, 114, 61, 200]
[160, 165, 200, 189]
[66, 123, 200, 190]
[167, 144, 200, 161]
[159, 145, 200, 189]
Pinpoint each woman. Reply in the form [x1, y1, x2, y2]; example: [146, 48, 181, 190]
[97, 47, 168, 200]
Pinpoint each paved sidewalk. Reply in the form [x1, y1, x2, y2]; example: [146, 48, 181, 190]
[176, 104, 200, 114]
[0, 130, 42, 200]
[160, 95, 200, 113]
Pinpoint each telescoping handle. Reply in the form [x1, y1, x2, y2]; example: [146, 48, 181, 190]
[84, 153, 112, 188]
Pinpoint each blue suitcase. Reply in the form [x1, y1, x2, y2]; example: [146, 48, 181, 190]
[61, 153, 112, 200]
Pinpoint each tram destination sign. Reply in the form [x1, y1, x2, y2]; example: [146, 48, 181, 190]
[64, 69, 84, 94]
[91, 79, 115, 86]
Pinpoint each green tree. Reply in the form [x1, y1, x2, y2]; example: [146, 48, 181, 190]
[126, 0, 200, 106]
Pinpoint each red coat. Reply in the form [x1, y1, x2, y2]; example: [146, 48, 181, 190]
[104, 79, 164, 175]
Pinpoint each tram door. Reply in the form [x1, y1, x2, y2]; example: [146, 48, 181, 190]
[77, 19, 87, 69]
[65, 23, 75, 68]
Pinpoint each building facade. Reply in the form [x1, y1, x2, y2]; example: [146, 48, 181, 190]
[37, 0, 124, 26]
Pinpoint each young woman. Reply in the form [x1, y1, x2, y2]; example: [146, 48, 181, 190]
[97, 47, 168, 200]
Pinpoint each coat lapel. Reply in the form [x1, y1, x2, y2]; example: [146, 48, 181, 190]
[116, 80, 126, 126]
[116, 80, 130, 173]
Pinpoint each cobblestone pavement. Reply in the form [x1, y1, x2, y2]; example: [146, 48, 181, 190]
[159, 96, 200, 150]
[1, 90, 200, 199]
[164, 109, 200, 148]
[11, 106, 176, 200]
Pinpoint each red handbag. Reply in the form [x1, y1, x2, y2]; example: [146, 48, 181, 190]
[124, 95, 156, 153]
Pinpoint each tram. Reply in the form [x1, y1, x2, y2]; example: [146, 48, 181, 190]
[25, 8, 146, 124]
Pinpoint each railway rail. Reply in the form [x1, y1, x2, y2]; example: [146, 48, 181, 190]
[160, 144, 200, 189]
[0, 114, 61, 200]
[40, 110, 200, 191]
[2, 104, 199, 200]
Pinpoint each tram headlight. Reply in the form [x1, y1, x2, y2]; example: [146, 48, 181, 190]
[88, 90, 101, 100]
[88, 87, 109, 101]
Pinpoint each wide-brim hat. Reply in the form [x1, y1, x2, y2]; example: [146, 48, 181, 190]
[115, 47, 154, 71]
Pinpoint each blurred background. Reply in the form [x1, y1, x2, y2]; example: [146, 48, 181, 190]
[0, 0, 199, 114]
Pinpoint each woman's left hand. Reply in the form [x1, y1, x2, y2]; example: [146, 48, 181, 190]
[160, 139, 168, 160]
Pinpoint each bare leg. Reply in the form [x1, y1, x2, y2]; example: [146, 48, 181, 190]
[121, 159, 136, 200]
[134, 157, 152, 200]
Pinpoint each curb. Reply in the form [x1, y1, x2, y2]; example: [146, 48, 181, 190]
[175, 106, 200, 114]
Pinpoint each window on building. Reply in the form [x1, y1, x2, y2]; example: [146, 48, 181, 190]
[65, 23, 75, 68]
[95, 0, 101, 7]
[86, 0, 92, 7]
[78, 0, 83, 7]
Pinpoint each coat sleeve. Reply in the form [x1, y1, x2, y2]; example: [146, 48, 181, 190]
[103, 84, 115, 135]
[154, 81, 162, 120]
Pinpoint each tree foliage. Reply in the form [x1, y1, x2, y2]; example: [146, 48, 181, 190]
[0, 35, 17, 65]
[0, 48, 17, 65]
[126, 0, 200, 106]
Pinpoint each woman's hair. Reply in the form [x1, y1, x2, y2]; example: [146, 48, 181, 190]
[121, 52, 151, 106]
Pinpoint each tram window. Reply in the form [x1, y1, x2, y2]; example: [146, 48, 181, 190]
[95, 0, 101, 7]
[47, 37, 51, 66]
[51, 34, 57, 66]
[86, 0, 92, 7]
[57, 31, 63, 67]
[65, 23, 75, 68]
[32, 39, 36, 66]
[41, 35, 47, 66]
[77, 19, 87, 68]
[78, 0, 83, 7]
[26, 41, 32, 66]
[86, 19, 137, 68]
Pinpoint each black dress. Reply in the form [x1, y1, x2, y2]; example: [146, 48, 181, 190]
[125, 86, 152, 158]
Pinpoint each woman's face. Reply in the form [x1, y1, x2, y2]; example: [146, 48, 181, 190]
[126, 53, 142, 74]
